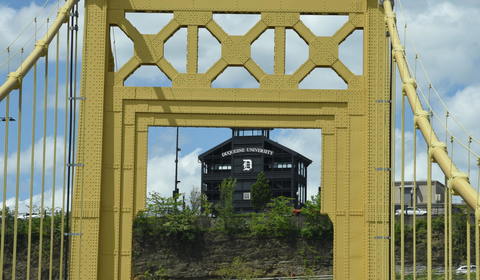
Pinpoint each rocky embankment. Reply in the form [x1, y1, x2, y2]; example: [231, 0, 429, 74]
[132, 232, 333, 279]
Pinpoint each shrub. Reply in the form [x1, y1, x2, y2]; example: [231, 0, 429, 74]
[249, 196, 296, 238]
[300, 194, 333, 240]
[251, 172, 271, 211]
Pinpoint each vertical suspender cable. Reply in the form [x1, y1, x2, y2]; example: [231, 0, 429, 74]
[0, 96, 10, 280]
[476, 158, 480, 280]
[427, 108, 433, 280]
[448, 137, 454, 280]
[48, 30, 60, 280]
[0, 47, 12, 280]
[400, 92, 406, 280]
[59, 15, 70, 280]
[390, 41, 397, 280]
[26, 19, 39, 275]
[382, 32, 389, 278]
[65, 3, 79, 277]
[413, 123, 417, 279]
[11, 75, 23, 280]
[58, 14, 70, 279]
[427, 145, 432, 280]
[72, 4, 82, 276]
[467, 137, 473, 280]
[37, 35, 50, 280]
[444, 111, 449, 278]
[412, 53, 418, 280]
[426, 83, 433, 280]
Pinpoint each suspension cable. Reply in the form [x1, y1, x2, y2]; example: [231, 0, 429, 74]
[26, 18, 39, 275]
[476, 157, 480, 280]
[400, 92, 405, 280]
[0, 46, 13, 280]
[11, 69, 23, 280]
[59, 14, 70, 280]
[37, 25, 50, 279]
[444, 111, 450, 279]
[64, 3, 79, 277]
[467, 137, 473, 279]
[449, 136, 454, 280]
[0, 95, 11, 280]
[395, 0, 480, 149]
[0, 0, 77, 101]
[73, 3, 84, 276]
[390, 41, 397, 280]
[48, 29, 61, 280]
[413, 120, 417, 280]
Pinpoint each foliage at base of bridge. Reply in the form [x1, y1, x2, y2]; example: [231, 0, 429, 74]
[134, 188, 332, 245]
[394, 205, 473, 267]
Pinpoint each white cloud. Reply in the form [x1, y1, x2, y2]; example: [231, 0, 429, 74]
[147, 148, 202, 198]
[0, 136, 65, 177]
[5, 186, 65, 214]
[0, 2, 84, 76]
[397, 0, 480, 90]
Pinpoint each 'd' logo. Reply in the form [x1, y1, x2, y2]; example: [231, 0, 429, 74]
[242, 159, 253, 171]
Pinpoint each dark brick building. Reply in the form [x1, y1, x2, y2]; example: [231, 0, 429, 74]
[199, 128, 312, 212]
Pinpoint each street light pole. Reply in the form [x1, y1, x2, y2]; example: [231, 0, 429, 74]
[173, 127, 181, 198]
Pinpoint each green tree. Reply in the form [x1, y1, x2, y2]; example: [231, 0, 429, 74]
[216, 178, 237, 233]
[251, 171, 271, 211]
[249, 196, 296, 238]
[300, 194, 333, 240]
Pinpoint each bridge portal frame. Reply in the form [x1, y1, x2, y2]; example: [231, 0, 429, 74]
[71, 0, 391, 279]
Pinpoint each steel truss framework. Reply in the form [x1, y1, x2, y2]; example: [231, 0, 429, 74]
[72, 0, 391, 279]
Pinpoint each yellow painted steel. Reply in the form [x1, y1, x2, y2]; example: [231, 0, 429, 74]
[70, 0, 391, 279]
[1, 0, 480, 279]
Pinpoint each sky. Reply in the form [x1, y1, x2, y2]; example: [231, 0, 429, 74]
[0, 0, 480, 212]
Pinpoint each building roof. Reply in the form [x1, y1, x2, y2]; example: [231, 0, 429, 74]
[394, 180, 445, 187]
[198, 137, 313, 166]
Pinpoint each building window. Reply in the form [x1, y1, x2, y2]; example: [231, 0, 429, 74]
[273, 162, 292, 169]
[243, 192, 251, 200]
[211, 164, 232, 171]
[298, 162, 305, 176]
[435, 193, 441, 202]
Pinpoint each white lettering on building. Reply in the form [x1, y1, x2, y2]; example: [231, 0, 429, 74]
[221, 147, 274, 157]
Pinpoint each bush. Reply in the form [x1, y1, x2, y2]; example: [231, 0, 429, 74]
[134, 192, 204, 244]
[251, 172, 271, 211]
[300, 194, 333, 240]
[215, 178, 245, 234]
[249, 196, 296, 238]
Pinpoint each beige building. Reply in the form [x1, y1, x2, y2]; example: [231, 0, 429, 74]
[394, 181, 446, 215]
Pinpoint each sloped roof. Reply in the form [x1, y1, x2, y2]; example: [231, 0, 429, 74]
[198, 136, 312, 166]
